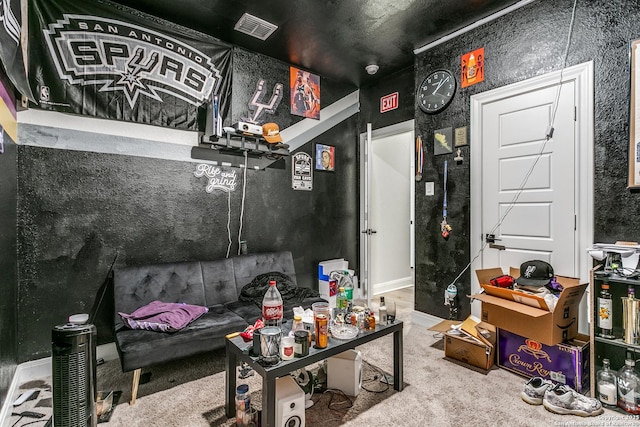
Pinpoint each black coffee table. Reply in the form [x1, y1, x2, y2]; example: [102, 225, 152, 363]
[225, 320, 403, 427]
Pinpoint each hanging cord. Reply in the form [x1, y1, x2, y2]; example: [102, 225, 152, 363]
[225, 189, 232, 258]
[446, 0, 579, 289]
[443, 160, 448, 221]
[237, 151, 248, 255]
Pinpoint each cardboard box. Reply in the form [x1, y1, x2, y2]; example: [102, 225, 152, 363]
[473, 267, 588, 346]
[497, 329, 590, 393]
[444, 320, 496, 372]
[318, 259, 348, 308]
[477, 267, 550, 310]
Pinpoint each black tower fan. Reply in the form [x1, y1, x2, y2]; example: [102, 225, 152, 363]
[52, 323, 97, 427]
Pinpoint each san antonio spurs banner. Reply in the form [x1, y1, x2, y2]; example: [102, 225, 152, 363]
[28, 0, 232, 131]
[0, 0, 34, 101]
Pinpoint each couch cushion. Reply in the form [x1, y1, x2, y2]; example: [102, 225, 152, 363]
[113, 262, 207, 330]
[115, 304, 247, 372]
[200, 258, 237, 306]
[225, 300, 262, 324]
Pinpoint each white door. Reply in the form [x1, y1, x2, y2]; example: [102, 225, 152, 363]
[360, 120, 415, 302]
[470, 62, 594, 330]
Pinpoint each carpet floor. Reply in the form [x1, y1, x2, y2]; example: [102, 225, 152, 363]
[7, 289, 623, 426]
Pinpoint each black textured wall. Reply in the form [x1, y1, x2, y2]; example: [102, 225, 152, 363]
[414, 0, 640, 318]
[15, 47, 358, 362]
[0, 132, 17, 406]
[360, 65, 415, 130]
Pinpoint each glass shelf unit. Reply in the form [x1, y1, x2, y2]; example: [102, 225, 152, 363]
[590, 266, 640, 414]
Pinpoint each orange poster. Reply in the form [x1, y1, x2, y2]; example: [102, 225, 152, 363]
[461, 47, 484, 88]
[290, 67, 320, 119]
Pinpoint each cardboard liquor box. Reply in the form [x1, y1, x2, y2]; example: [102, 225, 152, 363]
[444, 319, 497, 372]
[318, 258, 348, 308]
[497, 329, 590, 393]
[472, 267, 588, 346]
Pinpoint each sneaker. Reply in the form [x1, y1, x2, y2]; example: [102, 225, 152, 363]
[521, 377, 555, 405]
[543, 384, 604, 417]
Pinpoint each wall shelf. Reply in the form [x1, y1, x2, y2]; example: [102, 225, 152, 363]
[191, 132, 289, 170]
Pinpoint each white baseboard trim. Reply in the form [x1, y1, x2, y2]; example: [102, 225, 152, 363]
[372, 278, 413, 295]
[0, 343, 119, 427]
[410, 310, 445, 328]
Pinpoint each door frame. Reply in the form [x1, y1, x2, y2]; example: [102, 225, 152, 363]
[470, 61, 594, 328]
[359, 119, 416, 305]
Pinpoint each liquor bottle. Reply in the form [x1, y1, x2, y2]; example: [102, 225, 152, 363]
[622, 286, 639, 345]
[379, 296, 388, 325]
[336, 286, 348, 320]
[597, 283, 614, 338]
[597, 358, 617, 407]
[262, 280, 283, 329]
[617, 359, 640, 414]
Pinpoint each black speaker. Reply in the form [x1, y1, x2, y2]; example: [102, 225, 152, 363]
[52, 323, 97, 427]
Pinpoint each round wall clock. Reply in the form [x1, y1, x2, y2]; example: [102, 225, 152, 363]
[417, 69, 457, 114]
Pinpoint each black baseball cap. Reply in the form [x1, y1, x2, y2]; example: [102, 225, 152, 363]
[515, 260, 554, 287]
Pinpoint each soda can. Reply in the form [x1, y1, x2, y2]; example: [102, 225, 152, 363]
[315, 314, 328, 348]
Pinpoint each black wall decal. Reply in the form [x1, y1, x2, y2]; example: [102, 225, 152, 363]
[243, 79, 284, 124]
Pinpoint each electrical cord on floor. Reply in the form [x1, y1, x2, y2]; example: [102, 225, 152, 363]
[10, 415, 49, 427]
[360, 360, 390, 393]
[323, 388, 354, 412]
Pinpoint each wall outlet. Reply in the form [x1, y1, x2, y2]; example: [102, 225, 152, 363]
[425, 182, 434, 196]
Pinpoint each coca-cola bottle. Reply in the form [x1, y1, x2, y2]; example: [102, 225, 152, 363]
[262, 280, 283, 329]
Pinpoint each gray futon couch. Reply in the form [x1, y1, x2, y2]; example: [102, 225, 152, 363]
[113, 251, 325, 404]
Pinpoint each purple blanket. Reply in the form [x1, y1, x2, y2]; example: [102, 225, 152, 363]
[119, 300, 208, 332]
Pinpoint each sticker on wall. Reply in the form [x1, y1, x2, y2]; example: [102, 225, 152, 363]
[292, 152, 313, 191]
[243, 79, 284, 124]
[315, 143, 335, 171]
[290, 67, 320, 119]
[434, 127, 453, 156]
[461, 47, 484, 88]
[194, 164, 238, 193]
[380, 92, 399, 113]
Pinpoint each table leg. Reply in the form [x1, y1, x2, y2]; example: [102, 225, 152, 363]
[393, 326, 404, 391]
[262, 374, 276, 427]
[225, 341, 237, 418]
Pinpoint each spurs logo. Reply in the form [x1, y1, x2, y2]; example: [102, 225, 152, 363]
[42, 14, 221, 109]
[0, 0, 20, 45]
[243, 79, 283, 124]
[524, 265, 536, 278]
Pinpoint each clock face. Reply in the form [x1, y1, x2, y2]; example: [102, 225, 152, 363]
[417, 70, 457, 114]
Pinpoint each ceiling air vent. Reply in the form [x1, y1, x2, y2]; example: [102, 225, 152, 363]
[234, 13, 278, 41]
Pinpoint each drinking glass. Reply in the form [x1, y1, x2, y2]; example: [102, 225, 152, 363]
[387, 300, 396, 324]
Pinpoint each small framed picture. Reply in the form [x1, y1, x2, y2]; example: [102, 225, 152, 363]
[315, 143, 335, 171]
[434, 127, 453, 155]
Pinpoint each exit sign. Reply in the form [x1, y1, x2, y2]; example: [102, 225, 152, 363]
[380, 92, 399, 113]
